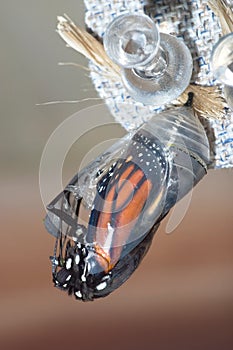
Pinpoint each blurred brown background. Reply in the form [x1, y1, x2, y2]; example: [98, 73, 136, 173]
[1, 2, 233, 350]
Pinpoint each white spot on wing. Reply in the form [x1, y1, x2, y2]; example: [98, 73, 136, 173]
[75, 255, 80, 265]
[66, 274, 72, 281]
[66, 258, 72, 270]
[81, 275, 86, 282]
[96, 281, 107, 291]
[75, 291, 82, 298]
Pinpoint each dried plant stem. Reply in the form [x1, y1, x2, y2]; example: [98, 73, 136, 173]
[177, 85, 226, 120]
[57, 14, 121, 80]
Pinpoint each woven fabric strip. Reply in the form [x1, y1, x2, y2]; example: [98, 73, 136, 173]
[84, 0, 233, 168]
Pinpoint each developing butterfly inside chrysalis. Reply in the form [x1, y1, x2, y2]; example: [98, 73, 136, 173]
[45, 95, 209, 301]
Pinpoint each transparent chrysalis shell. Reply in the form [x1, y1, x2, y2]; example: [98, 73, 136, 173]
[45, 103, 209, 301]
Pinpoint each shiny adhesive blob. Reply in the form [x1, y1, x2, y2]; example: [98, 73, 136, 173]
[103, 13, 159, 69]
[45, 104, 209, 301]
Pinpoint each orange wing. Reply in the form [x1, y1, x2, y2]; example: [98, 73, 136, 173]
[89, 161, 152, 271]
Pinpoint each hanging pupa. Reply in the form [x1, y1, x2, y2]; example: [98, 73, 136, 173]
[45, 96, 209, 301]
